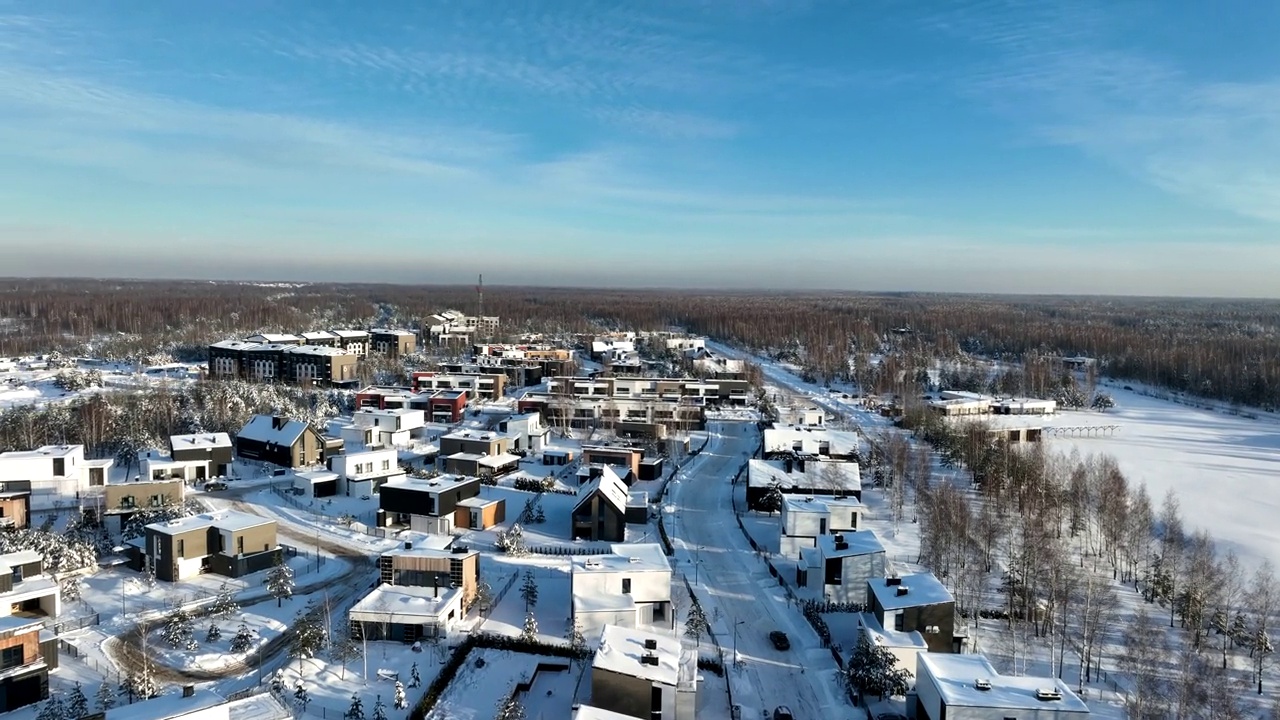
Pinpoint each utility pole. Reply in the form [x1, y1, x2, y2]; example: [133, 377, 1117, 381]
[476, 274, 484, 343]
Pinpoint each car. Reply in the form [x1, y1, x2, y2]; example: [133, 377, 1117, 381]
[203, 480, 227, 492]
[773, 706, 794, 720]
[768, 630, 790, 651]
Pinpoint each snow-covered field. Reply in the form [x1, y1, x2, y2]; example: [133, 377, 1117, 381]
[0, 359, 202, 410]
[426, 648, 583, 720]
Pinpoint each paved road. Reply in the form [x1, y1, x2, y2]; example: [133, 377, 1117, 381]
[668, 420, 848, 719]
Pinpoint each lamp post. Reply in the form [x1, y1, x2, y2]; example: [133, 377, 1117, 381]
[733, 619, 745, 667]
[694, 545, 703, 585]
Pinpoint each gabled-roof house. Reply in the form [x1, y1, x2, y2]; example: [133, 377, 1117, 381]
[234, 415, 325, 469]
[571, 467, 629, 542]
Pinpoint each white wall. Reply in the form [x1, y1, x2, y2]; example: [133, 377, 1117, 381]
[916, 662, 943, 720]
[175, 555, 206, 581]
[409, 514, 453, 535]
[576, 608, 638, 639]
[783, 508, 825, 537]
[825, 553, 886, 604]
[780, 535, 817, 559]
[573, 569, 670, 605]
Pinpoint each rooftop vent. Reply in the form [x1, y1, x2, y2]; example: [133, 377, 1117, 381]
[628, 557, 640, 563]
[403, 541, 413, 550]
[1035, 688, 1063, 701]
[451, 545, 469, 554]
[895, 586, 910, 597]
[835, 542, 849, 551]
[974, 679, 992, 691]
[640, 653, 660, 666]
[643, 639, 658, 650]
[886, 577, 902, 586]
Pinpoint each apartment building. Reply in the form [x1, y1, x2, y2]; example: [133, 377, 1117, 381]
[411, 371, 506, 401]
[426, 310, 499, 344]
[370, 329, 417, 358]
[208, 342, 358, 386]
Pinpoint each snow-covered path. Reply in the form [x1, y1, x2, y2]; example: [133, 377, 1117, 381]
[668, 421, 850, 718]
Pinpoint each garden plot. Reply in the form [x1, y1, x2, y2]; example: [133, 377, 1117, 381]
[275, 639, 449, 719]
[480, 556, 572, 644]
[425, 649, 581, 720]
[144, 603, 290, 674]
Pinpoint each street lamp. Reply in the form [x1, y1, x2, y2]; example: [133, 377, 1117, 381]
[733, 619, 746, 667]
[694, 545, 703, 585]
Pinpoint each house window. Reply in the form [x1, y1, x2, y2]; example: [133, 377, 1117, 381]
[894, 612, 905, 632]
[177, 539, 185, 558]
[237, 536, 244, 555]
[382, 459, 391, 471]
[622, 578, 632, 594]
[651, 686, 662, 720]
[121, 495, 135, 509]
[11, 566, 21, 583]
[0, 646, 23, 670]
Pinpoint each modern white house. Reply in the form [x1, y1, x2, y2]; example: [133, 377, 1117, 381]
[0, 444, 112, 511]
[915, 653, 1090, 720]
[798, 531, 887, 604]
[499, 411, 549, 453]
[352, 408, 426, 448]
[761, 426, 860, 459]
[327, 448, 405, 496]
[349, 585, 465, 642]
[590, 624, 697, 720]
[571, 544, 672, 638]
[778, 495, 864, 557]
[746, 457, 862, 510]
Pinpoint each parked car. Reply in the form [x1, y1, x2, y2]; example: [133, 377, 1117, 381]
[773, 706, 794, 720]
[203, 480, 227, 492]
[768, 631, 790, 651]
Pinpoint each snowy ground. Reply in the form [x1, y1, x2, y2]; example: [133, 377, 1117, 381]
[0, 358, 202, 410]
[478, 555, 572, 643]
[277, 639, 450, 719]
[426, 649, 582, 720]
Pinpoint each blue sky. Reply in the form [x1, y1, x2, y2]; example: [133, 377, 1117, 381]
[1, 1, 1278, 296]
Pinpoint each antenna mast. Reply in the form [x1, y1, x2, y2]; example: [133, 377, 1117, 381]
[476, 274, 484, 342]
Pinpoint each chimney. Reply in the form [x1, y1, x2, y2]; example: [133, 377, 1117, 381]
[182, 685, 196, 698]
[886, 577, 902, 586]
[896, 586, 910, 597]
[641, 653, 659, 666]
[643, 639, 658, 650]
[404, 541, 413, 550]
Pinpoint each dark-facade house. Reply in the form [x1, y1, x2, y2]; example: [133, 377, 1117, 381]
[235, 415, 325, 468]
[300, 331, 338, 346]
[581, 446, 643, 481]
[134, 511, 280, 582]
[280, 345, 359, 386]
[377, 475, 481, 535]
[244, 333, 303, 345]
[571, 467, 628, 542]
[868, 573, 963, 654]
[590, 625, 697, 720]
[0, 550, 60, 713]
[370, 329, 417, 358]
[169, 432, 234, 478]
[208, 340, 260, 379]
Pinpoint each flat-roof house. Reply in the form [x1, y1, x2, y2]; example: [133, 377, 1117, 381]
[0, 480, 31, 531]
[572, 467, 629, 542]
[0, 551, 61, 712]
[747, 457, 862, 509]
[590, 625, 697, 720]
[235, 415, 325, 469]
[853, 612, 927, 688]
[169, 432, 234, 479]
[0, 444, 112, 511]
[327, 448, 405, 496]
[581, 446, 643, 482]
[439, 430, 511, 458]
[762, 426, 860, 460]
[797, 531, 886, 604]
[135, 511, 280, 583]
[378, 475, 487, 535]
[101, 479, 186, 536]
[915, 653, 1090, 720]
[350, 536, 479, 642]
[293, 470, 341, 499]
[353, 408, 426, 449]
[778, 495, 863, 557]
[411, 371, 506, 401]
[379, 535, 479, 607]
[441, 452, 521, 479]
[868, 573, 962, 654]
[370, 329, 417, 358]
[499, 412, 549, 454]
[571, 544, 672, 637]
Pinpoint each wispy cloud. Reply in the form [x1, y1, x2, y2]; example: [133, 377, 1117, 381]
[927, 0, 1280, 224]
[592, 107, 739, 139]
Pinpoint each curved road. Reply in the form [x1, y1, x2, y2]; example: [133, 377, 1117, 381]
[668, 420, 848, 718]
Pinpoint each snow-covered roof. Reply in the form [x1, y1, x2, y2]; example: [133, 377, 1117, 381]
[300, 331, 337, 341]
[572, 705, 636, 720]
[573, 543, 670, 574]
[762, 426, 859, 456]
[0, 444, 84, 459]
[381, 474, 476, 495]
[938, 390, 992, 402]
[918, 653, 1090, 713]
[356, 407, 423, 419]
[370, 328, 417, 337]
[350, 584, 463, 624]
[148, 510, 273, 535]
[236, 415, 313, 447]
[225, 692, 291, 720]
[103, 689, 227, 720]
[170, 432, 233, 451]
[858, 612, 927, 650]
[283, 345, 352, 358]
[869, 573, 954, 610]
[441, 429, 501, 442]
[394, 531, 456, 551]
[594, 624, 684, 687]
[816, 531, 884, 559]
[574, 466, 629, 517]
[0, 550, 43, 568]
[210, 340, 261, 352]
[295, 470, 339, 484]
[0, 615, 44, 635]
[332, 330, 369, 339]
[246, 333, 301, 343]
[782, 494, 863, 515]
[747, 459, 861, 492]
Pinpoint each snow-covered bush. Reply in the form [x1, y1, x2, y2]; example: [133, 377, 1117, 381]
[0, 529, 97, 573]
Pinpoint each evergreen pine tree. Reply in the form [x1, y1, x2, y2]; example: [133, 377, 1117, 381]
[393, 681, 407, 710]
[293, 681, 310, 711]
[266, 559, 295, 607]
[343, 693, 365, 720]
[230, 622, 255, 653]
[206, 623, 222, 643]
[372, 694, 387, 720]
[684, 602, 709, 648]
[520, 570, 539, 612]
[67, 681, 89, 719]
[95, 680, 115, 712]
[409, 662, 422, 688]
[520, 611, 539, 643]
[35, 692, 65, 720]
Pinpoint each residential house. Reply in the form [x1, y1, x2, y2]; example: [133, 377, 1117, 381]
[332, 330, 370, 356]
[499, 412, 549, 453]
[440, 358, 544, 388]
[0, 444, 112, 511]
[746, 457, 862, 510]
[797, 531, 886, 604]
[571, 467, 629, 542]
[915, 653, 1090, 720]
[426, 310, 499, 344]
[0, 481, 30, 530]
[0, 550, 61, 712]
[992, 398, 1057, 416]
[852, 612, 927, 688]
[280, 345, 358, 386]
[411, 371, 506, 401]
[778, 494, 864, 557]
[761, 426, 860, 460]
[370, 329, 417, 358]
[97, 688, 292, 720]
[571, 544, 672, 637]
[589, 625, 697, 720]
[438, 430, 511, 458]
[169, 433, 234, 479]
[868, 573, 963, 654]
[234, 415, 325, 469]
[326, 448, 405, 496]
[348, 533, 481, 643]
[581, 446, 643, 482]
[101, 479, 186, 537]
[292, 470, 341, 498]
[691, 355, 745, 380]
[378, 475, 498, 534]
[353, 408, 426, 448]
[134, 511, 280, 582]
[441, 452, 520, 479]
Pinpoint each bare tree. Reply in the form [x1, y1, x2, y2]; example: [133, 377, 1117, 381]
[1119, 605, 1169, 720]
[1248, 560, 1279, 694]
